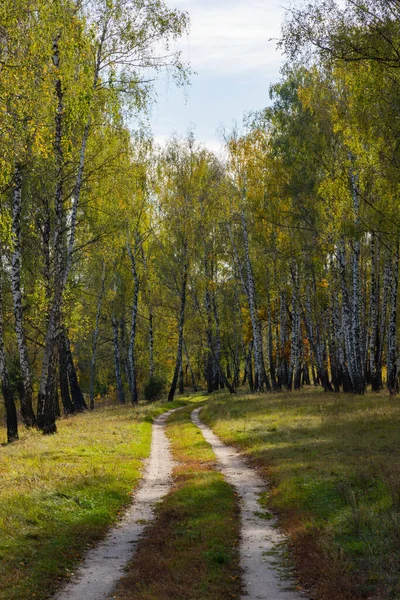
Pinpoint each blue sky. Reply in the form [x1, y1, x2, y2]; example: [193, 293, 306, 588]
[151, 0, 293, 152]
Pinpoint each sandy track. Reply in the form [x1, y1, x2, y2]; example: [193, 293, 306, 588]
[191, 407, 306, 600]
[54, 409, 177, 600]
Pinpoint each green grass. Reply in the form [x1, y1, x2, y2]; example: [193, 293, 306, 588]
[114, 404, 242, 600]
[201, 388, 400, 600]
[0, 400, 185, 600]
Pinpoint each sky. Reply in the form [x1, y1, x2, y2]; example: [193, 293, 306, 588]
[151, 0, 294, 153]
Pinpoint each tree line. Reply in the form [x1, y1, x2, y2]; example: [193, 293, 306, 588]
[1, 0, 400, 442]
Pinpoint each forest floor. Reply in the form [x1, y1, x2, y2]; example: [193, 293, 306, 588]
[1, 388, 399, 600]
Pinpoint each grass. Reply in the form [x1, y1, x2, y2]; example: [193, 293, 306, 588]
[0, 399, 185, 600]
[201, 388, 400, 600]
[114, 404, 242, 600]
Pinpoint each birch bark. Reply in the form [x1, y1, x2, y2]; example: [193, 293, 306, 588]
[11, 166, 36, 426]
[168, 257, 188, 402]
[127, 241, 139, 404]
[112, 316, 125, 404]
[89, 262, 106, 409]
[37, 34, 66, 433]
[240, 207, 268, 391]
[387, 243, 399, 396]
[289, 262, 302, 391]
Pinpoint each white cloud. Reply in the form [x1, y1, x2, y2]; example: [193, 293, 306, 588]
[169, 0, 291, 76]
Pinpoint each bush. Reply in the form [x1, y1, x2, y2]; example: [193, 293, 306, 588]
[143, 375, 166, 402]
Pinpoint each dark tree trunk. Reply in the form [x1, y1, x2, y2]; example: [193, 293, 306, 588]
[63, 330, 87, 411]
[246, 342, 254, 392]
[59, 338, 75, 415]
[183, 339, 197, 392]
[0, 274, 18, 443]
[179, 366, 184, 394]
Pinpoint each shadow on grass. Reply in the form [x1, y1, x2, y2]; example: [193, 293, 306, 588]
[202, 390, 400, 600]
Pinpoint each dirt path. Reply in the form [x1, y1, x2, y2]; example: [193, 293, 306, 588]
[191, 407, 306, 600]
[54, 409, 177, 600]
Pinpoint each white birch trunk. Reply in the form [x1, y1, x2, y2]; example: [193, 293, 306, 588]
[11, 166, 36, 426]
[89, 261, 106, 409]
[127, 241, 139, 404]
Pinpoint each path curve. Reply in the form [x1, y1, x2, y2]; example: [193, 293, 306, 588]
[55, 409, 178, 600]
[191, 407, 306, 600]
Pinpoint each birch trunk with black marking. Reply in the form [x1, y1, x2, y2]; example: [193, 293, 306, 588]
[289, 262, 302, 391]
[277, 291, 289, 389]
[148, 309, 154, 377]
[329, 294, 342, 392]
[89, 262, 106, 409]
[38, 26, 106, 432]
[37, 35, 65, 433]
[212, 290, 223, 389]
[0, 274, 18, 442]
[241, 207, 268, 391]
[127, 241, 139, 404]
[304, 281, 332, 392]
[168, 257, 188, 402]
[387, 243, 399, 396]
[62, 23, 104, 290]
[369, 233, 382, 391]
[349, 163, 365, 394]
[120, 316, 133, 394]
[112, 316, 125, 404]
[204, 281, 214, 394]
[338, 240, 359, 393]
[140, 246, 155, 378]
[378, 258, 391, 386]
[11, 166, 36, 426]
[267, 291, 278, 390]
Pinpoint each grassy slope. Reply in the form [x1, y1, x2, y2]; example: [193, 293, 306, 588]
[201, 388, 400, 600]
[114, 404, 242, 600]
[0, 400, 184, 600]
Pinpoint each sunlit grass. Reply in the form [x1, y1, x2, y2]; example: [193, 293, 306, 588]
[202, 388, 400, 600]
[0, 400, 185, 600]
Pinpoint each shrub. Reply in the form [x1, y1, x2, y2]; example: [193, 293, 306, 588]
[143, 375, 166, 402]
